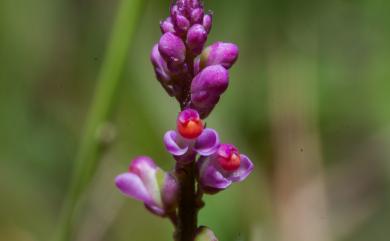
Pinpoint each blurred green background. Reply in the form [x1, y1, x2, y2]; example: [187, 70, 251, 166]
[1, 0, 390, 240]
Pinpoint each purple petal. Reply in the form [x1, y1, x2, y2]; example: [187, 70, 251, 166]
[194, 128, 220, 156]
[227, 154, 254, 182]
[163, 130, 190, 156]
[129, 156, 157, 176]
[177, 108, 200, 123]
[115, 173, 152, 203]
[161, 173, 179, 210]
[198, 158, 232, 189]
[144, 203, 166, 217]
[151, 44, 171, 84]
[129, 157, 162, 206]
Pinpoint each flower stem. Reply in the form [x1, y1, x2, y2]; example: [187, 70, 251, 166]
[175, 161, 198, 241]
[53, 0, 144, 240]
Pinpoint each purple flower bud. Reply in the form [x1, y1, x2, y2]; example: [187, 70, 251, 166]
[187, 24, 208, 55]
[174, 14, 191, 33]
[203, 13, 213, 33]
[151, 44, 171, 83]
[160, 17, 175, 34]
[150, 44, 175, 96]
[188, 0, 202, 9]
[197, 144, 254, 194]
[190, 65, 229, 118]
[115, 156, 178, 216]
[171, 3, 185, 17]
[191, 8, 204, 24]
[200, 42, 239, 70]
[195, 226, 219, 241]
[158, 32, 186, 64]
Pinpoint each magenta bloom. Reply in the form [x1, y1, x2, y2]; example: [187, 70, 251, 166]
[164, 109, 220, 163]
[197, 144, 254, 193]
[115, 156, 178, 216]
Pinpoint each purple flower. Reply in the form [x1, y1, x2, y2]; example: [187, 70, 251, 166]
[190, 65, 229, 118]
[195, 226, 219, 241]
[197, 144, 254, 193]
[199, 42, 239, 70]
[115, 156, 178, 216]
[164, 109, 220, 163]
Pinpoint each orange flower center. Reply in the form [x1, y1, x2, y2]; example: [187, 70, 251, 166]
[177, 119, 203, 139]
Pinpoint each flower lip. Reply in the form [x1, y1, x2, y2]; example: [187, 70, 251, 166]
[177, 108, 204, 139]
[217, 144, 241, 171]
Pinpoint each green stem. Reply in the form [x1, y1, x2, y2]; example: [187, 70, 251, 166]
[53, 0, 144, 240]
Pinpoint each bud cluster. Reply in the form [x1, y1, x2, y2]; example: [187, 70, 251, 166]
[151, 0, 239, 118]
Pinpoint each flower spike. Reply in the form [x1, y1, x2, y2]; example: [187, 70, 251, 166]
[117, 0, 255, 238]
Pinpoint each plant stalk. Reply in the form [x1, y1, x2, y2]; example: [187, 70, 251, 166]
[175, 161, 198, 241]
[53, 0, 144, 240]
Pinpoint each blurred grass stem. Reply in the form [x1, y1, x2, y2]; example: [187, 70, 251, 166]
[53, 0, 144, 240]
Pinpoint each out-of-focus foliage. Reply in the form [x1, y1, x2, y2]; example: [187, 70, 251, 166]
[1, 0, 390, 240]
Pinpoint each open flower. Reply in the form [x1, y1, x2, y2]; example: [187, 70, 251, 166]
[164, 108, 220, 163]
[115, 156, 178, 216]
[197, 144, 254, 193]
